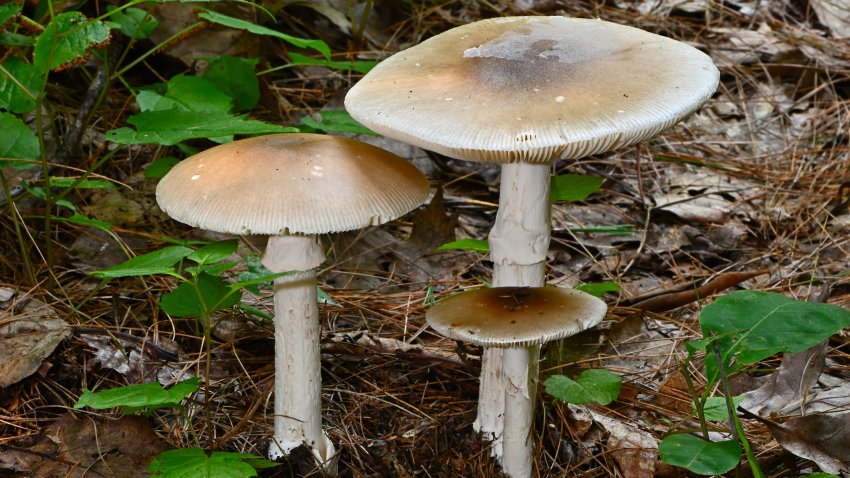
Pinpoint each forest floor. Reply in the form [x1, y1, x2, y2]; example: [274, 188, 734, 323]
[1, 0, 850, 477]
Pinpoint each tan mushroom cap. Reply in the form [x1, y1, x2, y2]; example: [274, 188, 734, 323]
[156, 133, 429, 235]
[345, 16, 719, 163]
[426, 287, 607, 347]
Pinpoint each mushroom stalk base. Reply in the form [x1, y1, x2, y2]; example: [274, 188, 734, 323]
[501, 347, 534, 478]
[263, 235, 337, 473]
[480, 163, 550, 461]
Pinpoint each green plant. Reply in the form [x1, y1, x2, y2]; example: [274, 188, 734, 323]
[73, 377, 277, 477]
[659, 291, 850, 476]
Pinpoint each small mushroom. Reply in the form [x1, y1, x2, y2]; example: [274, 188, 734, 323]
[345, 16, 719, 454]
[426, 286, 607, 477]
[155, 133, 429, 469]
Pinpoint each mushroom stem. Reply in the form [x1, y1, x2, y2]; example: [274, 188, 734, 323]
[263, 234, 337, 472]
[480, 163, 551, 459]
[502, 346, 534, 478]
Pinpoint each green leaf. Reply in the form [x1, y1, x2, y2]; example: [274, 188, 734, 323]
[137, 75, 233, 114]
[436, 238, 489, 253]
[318, 287, 340, 306]
[105, 110, 295, 145]
[228, 271, 294, 291]
[659, 435, 741, 475]
[148, 448, 278, 478]
[47, 177, 116, 189]
[74, 377, 199, 414]
[805, 473, 840, 478]
[200, 56, 259, 111]
[701, 291, 850, 380]
[161, 272, 240, 317]
[187, 239, 238, 265]
[198, 10, 330, 60]
[145, 156, 181, 179]
[92, 246, 193, 279]
[544, 369, 621, 405]
[0, 3, 21, 29]
[697, 395, 744, 421]
[237, 255, 269, 295]
[107, 6, 159, 40]
[0, 112, 40, 166]
[33, 12, 110, 74]
[55, 212, 113, 232]
[299, 109, 377, 135]
[288, 52, 376, 74]
[575, 281, 620, 298]
[0, 32, 35, 47]
[550, 174, 604, 202]
[0, 56, 40, 113]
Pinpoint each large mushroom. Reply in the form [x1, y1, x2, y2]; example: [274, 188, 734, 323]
[426, 286, 607, 477]
[155, 133, 429, 469]
[345, 16, 719, 456]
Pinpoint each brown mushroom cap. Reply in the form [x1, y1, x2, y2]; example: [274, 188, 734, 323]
[426, 287, 607, 347]
[156, 133, 429, 235]
[345, 16, 719, 163]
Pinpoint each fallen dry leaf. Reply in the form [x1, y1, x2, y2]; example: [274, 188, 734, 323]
[0, 294, 69, 388]
[590, 410, 658, 478]
[0, 413, 169, 477]
[766, 412, 850, 475]
[740, 341, 827, 416]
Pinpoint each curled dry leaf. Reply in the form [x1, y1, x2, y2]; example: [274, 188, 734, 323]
[0, 413, 168, 477]
[740, 341, 827, 416]
[0, 293, 68, 388]
[766, 413, 850, 475]
[590, 410, 658, 478]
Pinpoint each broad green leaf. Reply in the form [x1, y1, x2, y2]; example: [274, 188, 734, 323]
[33, 12, 110, 73]
[163, 75, 233, 112]
[299, 109, 377, 135]
[106, 6, 159, 40]
[575, 281, 620, 298]
[187, 239, 238, 265]
[288, 52, 376, 74]
[145, 156, 181, 179]
[198, 260, 238, 276]
[0, 3, 21, 29]
[436, 238, 489, 253]
[160, 272, 240, 317]
[0, 56, 40, 113]
[74, 377, 199, 414]
[805, 473, 840, 478]
[550, 174, 604, 202]
[0, 112, 39, 166]
[55, 212, 113, 232]
[47, 177, 116, 189]
[696, 395, 744, 422]
[701, 291, 850, 380]
[105, 110, 295, 145]
[544, 369, 621, 405]
[198, 10, 330, 60]
[148, 448, 278, 477]
[0, 32, 35, 46]
[92, 246, 193, 279]
[200, 56, 260, 111]
[137, 75, 232, 113]
[20, 183, 75, 210]
[659, 435, 741, 475]
[136, 90, 179, 112]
